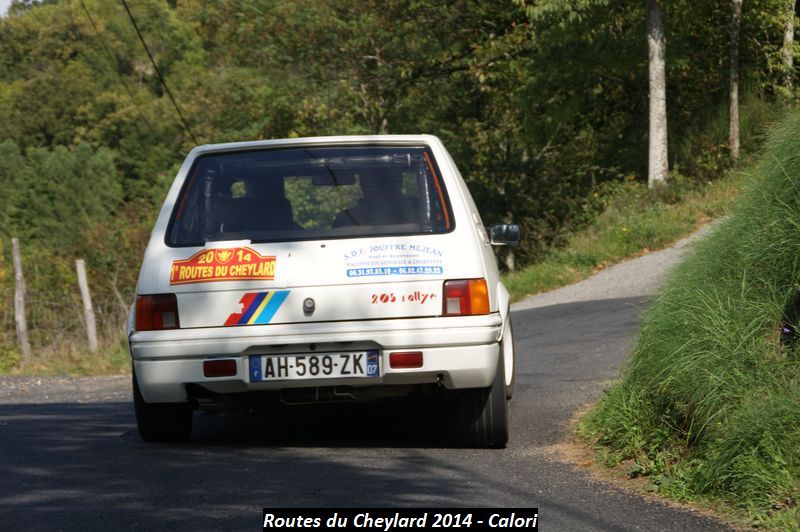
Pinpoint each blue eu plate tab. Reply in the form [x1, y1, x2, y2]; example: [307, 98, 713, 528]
[366, 351, 379, 377]
[249, 355, 262, 382]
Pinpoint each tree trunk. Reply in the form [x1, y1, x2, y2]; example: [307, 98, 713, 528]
[76, 259, 98, 353]
[646, 0, 668, 188]
[784, 0, 795, 91]
[504, 248, 516, 272]
[729, 0, 743, 163]
[12, 238, 32, 364]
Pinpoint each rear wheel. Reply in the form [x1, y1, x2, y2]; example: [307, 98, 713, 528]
[450, 354, 509, 448]
[132, 369, 192, 442]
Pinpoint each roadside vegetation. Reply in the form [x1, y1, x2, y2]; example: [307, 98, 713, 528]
[503, 172, 740, 302]
[505, 94, 780, 302]
[0, 166, 744, 376]
[580, 110, 800, 528]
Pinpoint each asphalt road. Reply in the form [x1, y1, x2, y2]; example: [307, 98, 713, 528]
[0, 297, 729, 531]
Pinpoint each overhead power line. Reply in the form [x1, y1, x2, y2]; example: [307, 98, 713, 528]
[78, 0, 156, 137]
[119, 0, 198, 145]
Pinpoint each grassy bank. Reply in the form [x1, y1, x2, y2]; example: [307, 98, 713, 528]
[0, 336, 131, 377]
[579, 112, 800, 528]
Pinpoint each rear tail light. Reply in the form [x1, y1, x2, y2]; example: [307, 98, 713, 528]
[443, 279, 490, 316]
[135, 294, 180, 331]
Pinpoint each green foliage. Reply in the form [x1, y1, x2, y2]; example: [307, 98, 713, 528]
[285, 177, 361, 229]
[0, 139, 124, 250]
[514, 0, 613, 26]
[0, 343, 22, 373]
[0, 0, 794, 268]
[10, 143, 123, 249]
[581, 110, 800, 526]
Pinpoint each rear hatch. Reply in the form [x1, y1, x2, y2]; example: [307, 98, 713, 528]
[138, 143, 485, 329]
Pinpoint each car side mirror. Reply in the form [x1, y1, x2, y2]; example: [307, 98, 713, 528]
[488, 224, 521, 246]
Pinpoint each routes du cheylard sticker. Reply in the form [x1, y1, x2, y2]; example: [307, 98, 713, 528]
[170, 247, 276, 285]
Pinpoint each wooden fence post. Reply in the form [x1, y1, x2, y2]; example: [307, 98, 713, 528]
[11, 238, 32, 364]
[75, 259, 98, 352]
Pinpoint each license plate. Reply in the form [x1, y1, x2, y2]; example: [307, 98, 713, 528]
[248, 351, 380, 382]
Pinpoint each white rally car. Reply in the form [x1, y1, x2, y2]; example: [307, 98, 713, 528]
[128, 135, 520, 447]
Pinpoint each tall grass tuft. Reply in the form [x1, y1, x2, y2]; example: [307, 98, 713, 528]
[581, 110, 800, 526]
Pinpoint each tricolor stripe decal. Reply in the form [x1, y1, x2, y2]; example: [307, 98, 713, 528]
[224, 290, 290, 326]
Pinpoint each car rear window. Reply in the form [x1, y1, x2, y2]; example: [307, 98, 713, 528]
[166, 146, 454, 247]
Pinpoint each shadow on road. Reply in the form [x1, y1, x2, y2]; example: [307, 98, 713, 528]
[0, 400, 527, 530]
[186, 396, 453, 448]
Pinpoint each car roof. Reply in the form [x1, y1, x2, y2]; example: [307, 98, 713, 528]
[187, 135, 443, 157]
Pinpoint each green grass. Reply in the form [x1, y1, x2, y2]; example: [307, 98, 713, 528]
[579, 110, 800, 528]
[0, 337, 130, 376]
[503, 174, 741, 302]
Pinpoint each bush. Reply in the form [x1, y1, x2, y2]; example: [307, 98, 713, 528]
[0, 142, 147, 374]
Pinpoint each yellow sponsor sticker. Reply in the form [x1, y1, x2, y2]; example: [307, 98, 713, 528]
[170, 247, 276, 285]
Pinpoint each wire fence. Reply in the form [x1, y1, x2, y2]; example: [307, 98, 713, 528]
[0, 260, 133, 367]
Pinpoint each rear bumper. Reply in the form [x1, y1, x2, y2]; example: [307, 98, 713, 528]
[130, 314, 502, 403]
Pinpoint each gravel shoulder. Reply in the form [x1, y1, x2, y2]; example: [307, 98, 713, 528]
[0, 375, 131, 404]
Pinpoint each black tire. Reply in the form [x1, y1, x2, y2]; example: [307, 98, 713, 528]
[132, 369, 192, 442]
[450, 354, 509, 448]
